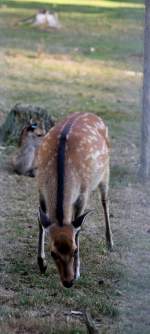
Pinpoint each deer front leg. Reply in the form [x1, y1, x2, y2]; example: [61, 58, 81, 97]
[74, 231, 80, 279]
[99, 182, 113, 251]
[74, 193, 88, 279]
[37, 221, 47, 274]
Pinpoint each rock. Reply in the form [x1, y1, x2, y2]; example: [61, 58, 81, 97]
[0, 103, 54, 144]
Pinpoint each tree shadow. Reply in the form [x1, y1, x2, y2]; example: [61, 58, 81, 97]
[4, 0, 143, 15]
[104, 0, 143, 3]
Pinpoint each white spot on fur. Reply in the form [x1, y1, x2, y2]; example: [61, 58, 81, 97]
[76, 148, 82, 153]
[92, 150, 101, 160]
[82, 128, 89, 133]
[96, 121, 105, 130]
[85, 125, 92, 130]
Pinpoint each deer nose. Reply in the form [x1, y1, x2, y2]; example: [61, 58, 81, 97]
[63, 280, 74, 288]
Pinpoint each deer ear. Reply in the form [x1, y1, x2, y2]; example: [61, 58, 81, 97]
[38, 207, 51, 228]
[72, 209, 94, 229]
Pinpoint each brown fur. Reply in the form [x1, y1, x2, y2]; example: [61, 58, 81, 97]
[12, 122, 45, 176]
[37, 112, 113, 287]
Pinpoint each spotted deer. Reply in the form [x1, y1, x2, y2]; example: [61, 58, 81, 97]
[13, 121, 45, 177]
[37, 112, 113, 288]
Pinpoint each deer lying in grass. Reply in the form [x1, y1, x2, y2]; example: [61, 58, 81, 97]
[37, 112, 113, 288]
[13, 122, 45, 177]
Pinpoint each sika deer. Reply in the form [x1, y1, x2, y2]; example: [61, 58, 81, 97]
[37, 112, 113, 288]
[13, 121, 45, 177]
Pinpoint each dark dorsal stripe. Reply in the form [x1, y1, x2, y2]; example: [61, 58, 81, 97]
[56, 115, 79, 226]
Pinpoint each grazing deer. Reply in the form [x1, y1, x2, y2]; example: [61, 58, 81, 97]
[37, 112, 113, 288]
[13, 121, 45, 177]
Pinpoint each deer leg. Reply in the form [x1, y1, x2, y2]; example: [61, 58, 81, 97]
[74, 230, 80, 279]
[99, 181, 113, 251]
[74, 193, 88, 279]
[37, 221, 47, 274]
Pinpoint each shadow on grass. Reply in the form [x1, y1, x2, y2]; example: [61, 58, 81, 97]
[2, 0, 144, 17]
[104, 0, 143, 3]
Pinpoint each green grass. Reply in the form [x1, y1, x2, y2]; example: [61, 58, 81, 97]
[0, 0, 143, 333]
[0, 0, 143, 123]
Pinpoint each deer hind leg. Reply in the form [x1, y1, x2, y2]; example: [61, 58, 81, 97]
[99, 172, 113, 251]
[74, 192, 88, 279]
[37, 221, 47, 274]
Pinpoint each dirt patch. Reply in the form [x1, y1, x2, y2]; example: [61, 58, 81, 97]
[113, 185, 150, 334]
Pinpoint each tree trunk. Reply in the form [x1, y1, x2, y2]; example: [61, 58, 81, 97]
[139, 1, 150, 180]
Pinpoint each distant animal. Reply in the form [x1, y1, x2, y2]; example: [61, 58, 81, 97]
[34, 9, 61, 29]
[37, 112, 113, 288]
[12, 121, 45, 177]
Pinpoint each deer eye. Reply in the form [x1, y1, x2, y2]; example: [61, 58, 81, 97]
[51, 251, 59, 261]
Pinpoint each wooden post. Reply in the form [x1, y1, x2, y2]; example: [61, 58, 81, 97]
[139, 1, 150, 180]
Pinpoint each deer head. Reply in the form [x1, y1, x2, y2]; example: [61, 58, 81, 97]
[39, 207, 92, 287]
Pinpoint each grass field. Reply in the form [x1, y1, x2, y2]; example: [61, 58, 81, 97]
[0, 1, 145, 333]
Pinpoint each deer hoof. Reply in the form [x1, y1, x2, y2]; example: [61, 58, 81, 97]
[38, 257, 47, 274]
[107, 241, 114, 252]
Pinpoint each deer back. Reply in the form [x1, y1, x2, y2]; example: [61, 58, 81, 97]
[37, 112, 110, 224]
